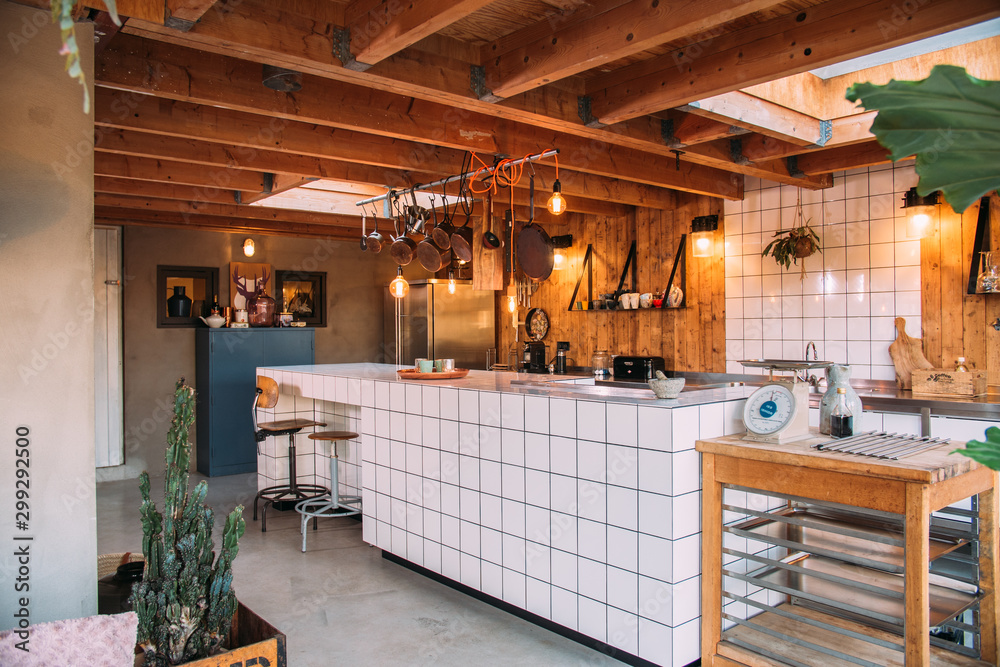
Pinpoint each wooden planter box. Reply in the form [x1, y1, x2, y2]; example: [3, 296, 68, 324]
[136, 601, 286, 667]
[911, 368, 987, 398]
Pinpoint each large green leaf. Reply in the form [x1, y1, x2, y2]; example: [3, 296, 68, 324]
[846, 65, 1000, 214]
[952, 426, 1000, 471]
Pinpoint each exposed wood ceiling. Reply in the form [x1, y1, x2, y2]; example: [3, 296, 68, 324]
[19, 0, 1000, 239]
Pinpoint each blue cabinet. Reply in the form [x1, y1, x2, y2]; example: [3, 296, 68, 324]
[195, 328, 314, 476]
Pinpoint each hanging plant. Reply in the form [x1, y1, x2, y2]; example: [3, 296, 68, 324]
[51, 0, 121, 113]
[761, 190, 822, 277]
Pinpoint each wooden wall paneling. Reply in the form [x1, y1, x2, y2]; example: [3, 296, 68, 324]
[921, 215, 944, 367]
[473, 205, 503, 290]
[940, 206, 966, 367]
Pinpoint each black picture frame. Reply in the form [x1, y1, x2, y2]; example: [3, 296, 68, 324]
[157, 265, 220, 328]
[274, 270, 326, 327]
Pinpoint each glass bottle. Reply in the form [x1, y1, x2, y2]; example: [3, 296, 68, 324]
[976, 252, 1000, 293]
[956, 357, 969, 372]
[830, 387, 854, 438]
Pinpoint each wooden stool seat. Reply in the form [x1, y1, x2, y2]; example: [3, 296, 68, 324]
[259, 418, 325, 432]
[295, 431, 362, 552]
[308, 431, 359, 442]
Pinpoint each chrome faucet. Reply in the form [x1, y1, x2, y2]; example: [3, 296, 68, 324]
[802, 341, 821, 388]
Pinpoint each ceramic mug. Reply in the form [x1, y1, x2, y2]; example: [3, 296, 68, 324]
[418, 359, 435, 373]
[234, 309, 249, 323]
[434, 359, 444, 372]
[639, 293, 653, 308]
[618, 294, 630, 310]
[442, 358, 455, 371]
[628, 293, 640, 309]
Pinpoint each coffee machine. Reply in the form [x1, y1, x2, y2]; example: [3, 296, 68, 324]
[526, 341, 547, 372]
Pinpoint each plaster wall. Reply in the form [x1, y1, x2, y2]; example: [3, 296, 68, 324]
[0, 2, 98, 626]
[110, 226, 412, 481]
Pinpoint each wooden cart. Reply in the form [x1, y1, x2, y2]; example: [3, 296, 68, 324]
[698, 432, 1000, 666]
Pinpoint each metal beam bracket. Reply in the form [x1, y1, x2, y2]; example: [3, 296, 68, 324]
[578, 96, 604, 128]
[661, 119, 682, 148]
[786, 155, 805, 178]
[471, 66, 502, 103]
[332, 28, 371, 72]
[163, 15, 196, 32]
[817, 119, 832, 147]
[730, 138, 751, 166]
[262, 173, 274, 194]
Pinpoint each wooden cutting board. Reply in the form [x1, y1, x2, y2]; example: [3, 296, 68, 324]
[888, 317, 933, 390]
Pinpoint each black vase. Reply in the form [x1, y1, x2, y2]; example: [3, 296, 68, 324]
[167, 285, 193, 317]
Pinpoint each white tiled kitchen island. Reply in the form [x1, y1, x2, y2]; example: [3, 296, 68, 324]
[254, 363, 755, 667]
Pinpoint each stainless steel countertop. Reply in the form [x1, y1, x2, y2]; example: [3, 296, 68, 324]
[596, 372, 1000, 420]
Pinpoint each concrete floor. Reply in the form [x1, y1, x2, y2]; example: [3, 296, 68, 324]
[97, 472, 624, 666]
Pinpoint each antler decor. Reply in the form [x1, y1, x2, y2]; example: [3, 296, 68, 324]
[230, 263, 271, 309]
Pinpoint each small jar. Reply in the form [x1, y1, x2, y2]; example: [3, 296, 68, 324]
[591, 350, 611, 378]
[956, 357, 969, 372]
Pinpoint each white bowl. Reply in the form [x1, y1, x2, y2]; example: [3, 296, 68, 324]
[649, 377, 685, 399]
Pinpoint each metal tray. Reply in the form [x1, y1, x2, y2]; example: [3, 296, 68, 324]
[749, 554, 979, 629]
[733, 507, 969, 570]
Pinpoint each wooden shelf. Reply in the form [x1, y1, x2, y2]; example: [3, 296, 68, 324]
[720, 604, 992, 667]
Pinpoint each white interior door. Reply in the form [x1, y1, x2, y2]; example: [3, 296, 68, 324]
[94, 226, 124, 467]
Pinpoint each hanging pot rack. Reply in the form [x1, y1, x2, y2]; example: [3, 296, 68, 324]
[353, 148, 560, 211]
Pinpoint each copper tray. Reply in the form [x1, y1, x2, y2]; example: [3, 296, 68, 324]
[397, 368, 470, 380]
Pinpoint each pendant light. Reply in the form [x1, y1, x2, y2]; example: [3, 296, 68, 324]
[902, 188, 941, 239]
[546, 155, 567, 215]
[389, 266, 409, 299]
[447, 270, 456, 294]
[691, 215, 719, 258]
[242, 238, 255, 257]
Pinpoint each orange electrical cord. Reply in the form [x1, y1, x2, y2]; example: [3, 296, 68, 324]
[466, 151, 556, 195]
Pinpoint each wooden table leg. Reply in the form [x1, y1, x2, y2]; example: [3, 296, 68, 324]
[905, 482, 931, 666]
[979, 476, 1000, 663]
[702, 452, 723, 665]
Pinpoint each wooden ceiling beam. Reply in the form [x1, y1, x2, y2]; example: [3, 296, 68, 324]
[588, 0, 1000, 124]
[682, 92, 828, 147]
[110, 0, 839, 188]
[94, 193, 364, 227]
[481, 0, 788, 100]
[348, 0, 494, 67]
[95, 175, 236, 203]
[96, 124, 660, 211]
[95, 152, 271, 191]
[793, 140, 892, 175]
[663, 112, 747, 149]
[95, 207, 360, 240]
[81, 0, 162, 23]
[236, 175, 317, 205]
[94, 34, 743, 199]
[165, 0, 220, 29]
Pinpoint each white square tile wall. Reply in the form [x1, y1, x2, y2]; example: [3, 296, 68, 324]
[725, 162, 921, 381]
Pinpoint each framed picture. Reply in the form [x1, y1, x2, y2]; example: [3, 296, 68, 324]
[274, 270, 326, 327]
[157, 265, 220, 328]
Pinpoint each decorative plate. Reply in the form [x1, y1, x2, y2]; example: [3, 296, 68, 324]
[397, 368, 471, 380]
[525, 308, 549, 340]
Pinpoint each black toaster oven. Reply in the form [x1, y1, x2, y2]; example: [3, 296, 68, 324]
[613, 356, 665, 380]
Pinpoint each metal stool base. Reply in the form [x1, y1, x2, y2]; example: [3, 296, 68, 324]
[296, 433, 362, 552]
[254, 483, 328, 532]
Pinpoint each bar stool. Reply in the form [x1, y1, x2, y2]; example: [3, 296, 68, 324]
[252, 375, 327, 532]
[295, 431, 362, 552]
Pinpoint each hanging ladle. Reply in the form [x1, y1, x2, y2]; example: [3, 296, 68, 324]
[360, 210, 368, 251]
[483, 190, 501, 250]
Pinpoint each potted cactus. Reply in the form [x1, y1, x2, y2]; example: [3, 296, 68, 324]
[130, 379, 283, 666]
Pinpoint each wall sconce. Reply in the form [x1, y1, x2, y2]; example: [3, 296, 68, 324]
[242, 238, 255, 257]
[389, 266, 409, 299]
[691, 215, 719, 258]
[448, 270, 456, 294]
[902, 188, 941, 239]
[550, 234, 573, 269]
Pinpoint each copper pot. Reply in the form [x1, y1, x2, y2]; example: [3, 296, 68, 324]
[450, 224, 474, 262]
[390, 235, 417, 265]
[416, 238, 450, 272]
[432, 215, 455, 249]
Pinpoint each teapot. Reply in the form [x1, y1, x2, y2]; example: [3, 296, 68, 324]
[200, 311, 225, 328]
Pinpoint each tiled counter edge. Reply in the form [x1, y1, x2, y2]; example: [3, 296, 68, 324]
[257, 364, 750, 667]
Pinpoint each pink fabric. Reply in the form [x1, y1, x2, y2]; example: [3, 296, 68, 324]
[0, 612, 137, 666]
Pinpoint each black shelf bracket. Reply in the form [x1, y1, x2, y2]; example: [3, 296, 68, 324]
[967, 196, 993, 295]
[567, 244, 593, 311]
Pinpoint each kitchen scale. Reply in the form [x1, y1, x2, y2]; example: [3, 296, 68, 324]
[739, 359, 831, 443]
